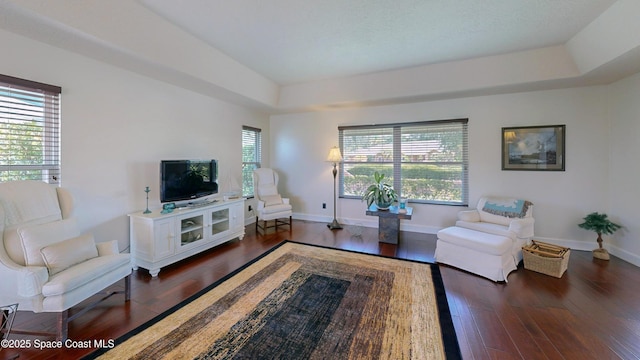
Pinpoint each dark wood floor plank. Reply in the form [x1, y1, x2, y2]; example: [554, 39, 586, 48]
[468, 307, 519, 356]
[441, 268, 492, 360]
[3, 220, 640, 360]
[618, 317, 640, 351]
[489, 306, 548, 360]
[509, 305, 564, 359]
[451, 316, 474, 360]
[533, 307, 615, 360]
[486, 348, 518, 360]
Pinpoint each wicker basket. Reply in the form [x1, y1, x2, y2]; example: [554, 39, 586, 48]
[522, 240, 570, 278]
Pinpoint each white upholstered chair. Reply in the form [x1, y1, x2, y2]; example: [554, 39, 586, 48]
[253, 168, 292, 233]
[435, 196, 534, 282]
[0, 181, 132, 340]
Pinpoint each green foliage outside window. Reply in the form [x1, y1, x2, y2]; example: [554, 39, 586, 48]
[242, 127, 261, 197]
[339, 120, 468, 205]
[343, 164, 462, 203]
[0, 121, 47, 182]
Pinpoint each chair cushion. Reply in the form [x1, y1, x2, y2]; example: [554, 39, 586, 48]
[40, 233, 99, 275]
[18, 218, 80, 267]
[455, 220, 512, 239]
[262, 194, 283, 206]
[437, 226, 511, 256]
[41, 254, 131, 297]
[261, 203, 292, 215]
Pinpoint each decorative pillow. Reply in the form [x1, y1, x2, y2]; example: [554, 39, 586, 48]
[18, 218, 80, 267]
[97, 240, 120, 256]
[262, 194, 283, 206]
[40, 233, 98, 275]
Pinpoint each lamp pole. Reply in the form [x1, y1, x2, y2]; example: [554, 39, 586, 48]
[327, 146, 343, 230]
[328, 162, 342, 229]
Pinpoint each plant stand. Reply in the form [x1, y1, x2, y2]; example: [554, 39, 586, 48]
[365, 205, 412, 244]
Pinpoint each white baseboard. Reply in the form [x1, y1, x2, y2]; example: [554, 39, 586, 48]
[529, 237, 640, 266]
[607, 244, 640, 267]
[290, 213, 640, 267]
[293, 213, 439, 237]
[293, 213, 332, 223]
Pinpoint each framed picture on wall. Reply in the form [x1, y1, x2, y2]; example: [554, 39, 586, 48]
[502, 125, 565, 171]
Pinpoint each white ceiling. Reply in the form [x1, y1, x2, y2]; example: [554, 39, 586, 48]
[140, 0, 617, 85]
[2, 0, 638, 112]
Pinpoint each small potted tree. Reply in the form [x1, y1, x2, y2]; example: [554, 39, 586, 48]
[578, 212, 622, 260]
[362, 171, 398, 210]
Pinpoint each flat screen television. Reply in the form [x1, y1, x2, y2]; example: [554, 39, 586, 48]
[160, 160, 218, 204]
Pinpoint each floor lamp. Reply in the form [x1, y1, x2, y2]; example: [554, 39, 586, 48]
[326, 146, 343, 230]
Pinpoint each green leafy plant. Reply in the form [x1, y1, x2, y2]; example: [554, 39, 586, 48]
[362, 172, 398, 210]
[578, 212, 622, 250]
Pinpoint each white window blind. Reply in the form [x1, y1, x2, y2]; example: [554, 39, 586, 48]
[339, 119, 468, 205]
[242, 126, 261, 197]
[0, 75, 61, 185]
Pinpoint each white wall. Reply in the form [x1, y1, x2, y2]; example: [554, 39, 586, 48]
[3, 25, 639, 267]
[1, 29, 270, 250]
[608, 72, 640, 265]
[271, 86, 613, 250]
[278, 46, 579, 111]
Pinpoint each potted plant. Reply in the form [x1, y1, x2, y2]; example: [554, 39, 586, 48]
[578, 212, 622, 260]
[362, 171, 398, 210]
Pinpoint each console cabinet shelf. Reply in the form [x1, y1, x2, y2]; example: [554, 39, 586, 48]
[128, 198, 244, 277]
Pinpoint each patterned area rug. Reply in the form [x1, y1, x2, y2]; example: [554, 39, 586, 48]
[88, 241, 461, 359]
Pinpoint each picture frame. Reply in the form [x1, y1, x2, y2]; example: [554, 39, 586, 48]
[502, 125, 565, 171]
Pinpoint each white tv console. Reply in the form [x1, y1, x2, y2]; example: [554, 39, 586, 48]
[128, 198, 245, 277]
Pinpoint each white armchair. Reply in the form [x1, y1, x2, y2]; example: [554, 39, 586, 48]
[253, 168, 292, 233]
[0, 181, 132, 340]
[435, 196, 534, 282]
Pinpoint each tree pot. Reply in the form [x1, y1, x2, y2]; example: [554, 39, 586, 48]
[592, 248, 610, 260]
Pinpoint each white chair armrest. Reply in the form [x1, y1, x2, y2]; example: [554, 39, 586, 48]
[282, 198, 290, 205]
[458, 209, 480, 222]
[508, 217, 535, 239]
[18, 266, 49, 297]
[257, 200, 266, 211]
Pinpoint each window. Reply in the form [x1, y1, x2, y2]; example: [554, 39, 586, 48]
[339, 119, 468, 205]
[241, 126, 261, 197]
[0, 75, 61, 185]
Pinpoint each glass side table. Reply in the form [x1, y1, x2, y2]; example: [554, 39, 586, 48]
[1, 303, 18, 340]
[1, 303, 19, 359]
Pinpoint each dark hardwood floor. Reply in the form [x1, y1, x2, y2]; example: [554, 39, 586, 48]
[3, 220, 640, 359]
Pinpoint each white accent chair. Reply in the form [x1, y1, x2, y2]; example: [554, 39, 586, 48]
[0, 181, 132, 340]
[435, 196, 534, 282]
[253, 168, 292, 233]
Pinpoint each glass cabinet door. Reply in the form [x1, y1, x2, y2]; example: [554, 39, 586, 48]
[178, 213, 204, 247]
[210, 208, 230, 237]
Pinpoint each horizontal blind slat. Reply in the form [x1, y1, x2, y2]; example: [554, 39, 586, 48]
[1, 76, 61, 185]
[338, 119, 468, 205]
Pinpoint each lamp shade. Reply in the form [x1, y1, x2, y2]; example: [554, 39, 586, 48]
[326, 146, 343, 163]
